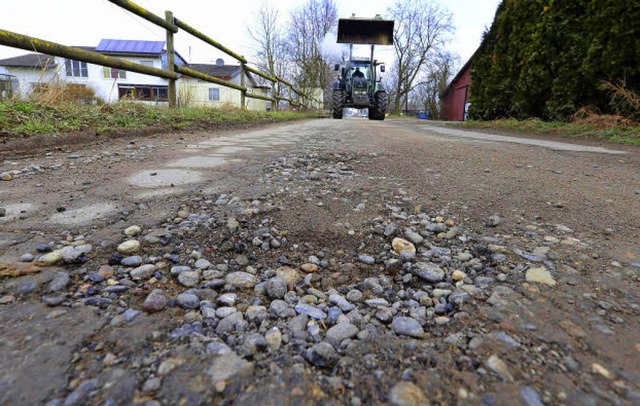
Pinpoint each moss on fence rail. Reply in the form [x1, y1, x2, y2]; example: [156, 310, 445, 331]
[0, 100, 322, 137]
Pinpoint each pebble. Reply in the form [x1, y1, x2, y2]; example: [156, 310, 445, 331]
[38, 252, 62, 265]
[411, 262, 445, 283]
[117, 240, 141, 254]
[487, 215, 501, 227]
[124, 225, 141, 237]
[194, 259, 211, 269]
[36, 244, 52, 253]
[404, 230, 424, 245]
[130, 264, 157, 281]
[225, 271, 256, 288]
[0, 208, 5, 217]
[452, 270, 467, 281]
[359, 255, 375, 265]
[486, 354, 514, 381]
[121, 256, 143, 267]
[325, 323, 359, 347]
[389, 381, 428, 406]
[19, 253, 35, 262]
[48, 271, 70, 292]
[390, 317, 424, 338]
[276, 266, 300, 284]
[329, 294, 355, 311]
[265, 277, 288, 299]
[525, 267, 556, 286]
[0, 295, 15, 305]
[178, 271, 201, 287]
[294, 303, 327, 320]
[123, 309, 141, 322]
[392, 238, 416, 254]
[207, 352, 254, 384]
[301, 263, 319, 273]
[519, 387, 544, 406]
[346, 289, 363, 302]
[143, 289, 167, 313]
[218, 293, 238, 307]
[176, 293, 200, 309]
[305, 342, 336, 368]
[265, 327, 282, 350]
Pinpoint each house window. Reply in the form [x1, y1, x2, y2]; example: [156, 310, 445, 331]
[103, 67, 126, 79]
[209, 88, 220, 101]
[118, 84, 168, 101]
[65, 59, 88, 77]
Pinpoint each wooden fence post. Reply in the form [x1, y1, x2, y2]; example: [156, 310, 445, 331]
[165, 10, 177, 108]
[240, 60, 246, 109]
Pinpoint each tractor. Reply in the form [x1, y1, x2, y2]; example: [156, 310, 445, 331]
[332, 16, 394, 120]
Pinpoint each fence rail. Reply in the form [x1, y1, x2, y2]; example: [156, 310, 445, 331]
[0, 0, 322, 111]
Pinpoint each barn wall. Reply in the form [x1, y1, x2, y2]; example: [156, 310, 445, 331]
[441, 65, 472, 121]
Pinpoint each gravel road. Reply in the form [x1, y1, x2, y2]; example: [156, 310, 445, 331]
[1, 118, 639, 405]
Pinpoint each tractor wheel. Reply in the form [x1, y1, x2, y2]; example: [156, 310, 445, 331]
[332, 90, 344, 119]
[368, 91, 387, 120]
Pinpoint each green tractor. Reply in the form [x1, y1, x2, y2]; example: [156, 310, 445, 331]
[332, 16, 394, 120]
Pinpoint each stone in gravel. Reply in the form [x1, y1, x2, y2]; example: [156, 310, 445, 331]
[359, 255, 375, 265]
[487, 215, 501, 227]
[218, 293, 238, 307]
[43, 296, 64, 306]
[176, 293, 200, 309]
[0, 295, 15, 304]
[276, 266, 300, 285]
[178, 271, 201, 287]
[63, 379, 98, 406]
[305, 342, 337, 368]
[265, 327, 282, 350]
[130, 264, 157, 281]
[48, 271, 70, 292]
[0, 208, 5, 217]
[246, 306, 268, 323]
[124, 226, 141, 237]
[143, 289, 167, 313]
[520, 387, 544, 406]
[295, 303, 327, 320]
[392, 238, 416, 254]
[38, 252, 62, 265]
[452, 270, 467, 281]
[123, 309, 141, 322]
[365, 298, 390, 307]
[389, 381, 428, 406]
[289, 314, 309, 340]
[121, 256, 143, 267]
[265, 277, 287, 299]
[216, 307, 237, 318]
[84, 297, 112, 309]
[326, 323, 359, 347]
[405, 230, 424, 245]
[525, 267, 556, 286]
[225, 271, 256, 288]
[346, 289, 363, 302]
[207, 352, 254, 384]
[20, 253, 34, 262]
[486, 354, 514, 381]
[216, 312, 246, 335]
[117, 240, 141, 254]
[329, 294, 354, 312]
[445, 227, 459, 239]
[411, 262, 445, 283]
[301, 263, 319, 273]
[390, 317, 424, 338]
[270, 300, 296, 318]
[142, 377, 161, 393]
[201, 307, 216, 319]
[170, 265, 191, 276]
[36, 244, 52, 253]
[195, 259, 211, 269]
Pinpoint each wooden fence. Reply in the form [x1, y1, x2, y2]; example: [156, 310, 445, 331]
[0, 0, 320, 110]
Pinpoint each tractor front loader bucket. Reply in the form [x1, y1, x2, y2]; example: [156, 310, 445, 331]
[337, 18, 394, 45]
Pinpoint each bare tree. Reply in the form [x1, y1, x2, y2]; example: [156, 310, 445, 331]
[247, 3, 292, 105]
[287, 0, 338, 107]
[388, 0, 453, 114]
[407, 52, 457, 118]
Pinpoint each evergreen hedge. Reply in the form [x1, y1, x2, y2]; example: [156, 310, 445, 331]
[469, 0, 640, 121]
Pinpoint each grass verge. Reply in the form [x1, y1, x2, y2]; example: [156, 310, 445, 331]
[0, 100, 324, 137]
[458, 117, 640, 146]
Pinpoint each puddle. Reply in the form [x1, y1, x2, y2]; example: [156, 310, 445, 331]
[215, 146, 252, 154]
[129, 169, 204, 188]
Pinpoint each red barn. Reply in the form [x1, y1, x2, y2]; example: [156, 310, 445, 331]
[441, 58, 473, 121]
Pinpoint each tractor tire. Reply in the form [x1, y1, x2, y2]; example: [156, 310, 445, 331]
[368, 91, 388, 120]
[332, 90, 344, 119]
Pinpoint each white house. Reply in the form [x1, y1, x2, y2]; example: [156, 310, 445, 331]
[0, 41, 270, 110]
[182, 60, 270, 111]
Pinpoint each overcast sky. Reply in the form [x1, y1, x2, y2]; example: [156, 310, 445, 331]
[0, 0, 500, 69]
